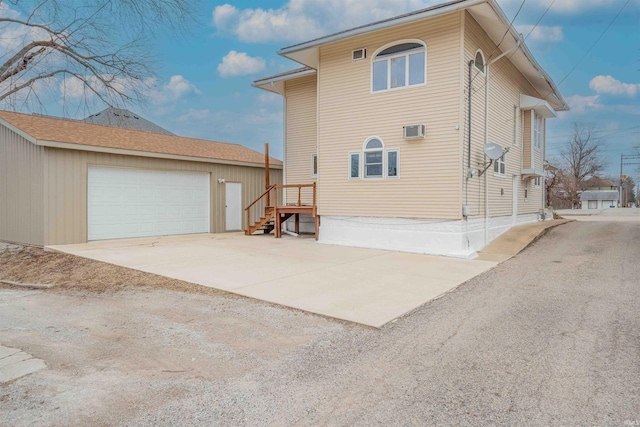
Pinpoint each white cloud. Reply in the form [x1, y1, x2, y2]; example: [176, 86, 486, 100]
[147, 75, 201, 105]
[217, 51, 266, 77]
[0, 3, 21, 20]
[59, 74, 147, 100]
[589, 75, 640, 97]
[566, 94, 604, 114]
[175, 109, 211, 123]
[212, 4, 239, 31]
[212, 1, 440, 43]
[212, 0, 640, 43]
[517, 25, 563, 42]
[165, 75, 202, 99]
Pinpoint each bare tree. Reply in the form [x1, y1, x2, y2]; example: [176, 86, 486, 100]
[0, 0, 198, 113]
[559, 122, 605, 208]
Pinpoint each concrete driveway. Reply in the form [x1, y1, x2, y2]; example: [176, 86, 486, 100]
[48, 233, 496, 327]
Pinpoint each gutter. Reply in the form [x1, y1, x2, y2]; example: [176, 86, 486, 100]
[34, 139, 284, 170]
[278, 0, 485, 56]
[252, 68, 317, 88]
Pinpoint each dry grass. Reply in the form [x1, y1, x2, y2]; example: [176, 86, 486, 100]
[0, 245, 228, 296]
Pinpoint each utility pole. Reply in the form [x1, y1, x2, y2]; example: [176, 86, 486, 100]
[620, 153, 640, 208]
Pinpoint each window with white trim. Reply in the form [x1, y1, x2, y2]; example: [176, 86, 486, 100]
[349, 152, 360, 179]
[372, 41, 426, 92]
[534, 177, 542, 188]
[364, 138, 384, 178]
[474, 50, 485, 74]
[494, 154, 506, 176]
[513, 106, 519, 145]
[349, 138, 400, 180]
[387, 150, 399, 178]
[311, 154, 317, 177]
[534, 113, 543, 151]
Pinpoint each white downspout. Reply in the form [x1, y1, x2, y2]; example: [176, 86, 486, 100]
[484, 63, 490, 246]
[484, 36, 523, 245]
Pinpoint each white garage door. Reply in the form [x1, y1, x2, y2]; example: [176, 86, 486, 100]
[88, 166, 210, 241]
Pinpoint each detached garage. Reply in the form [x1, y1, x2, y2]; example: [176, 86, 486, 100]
[0, 111, 282, 246]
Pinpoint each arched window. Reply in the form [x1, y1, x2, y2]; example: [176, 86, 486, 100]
[372, 41, 426, 92]
[474, 49, 485, 74]
[364, 138, 384, 178]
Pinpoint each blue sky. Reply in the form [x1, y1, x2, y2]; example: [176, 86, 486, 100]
[2, 0, 639, 179]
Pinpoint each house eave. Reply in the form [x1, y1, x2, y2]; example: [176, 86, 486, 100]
[276, 0, 568, 112]
[35, 140, 283, 170]
[520, 94, 557, 118]
[521, 169, 544, 178]
[278, 0, 479, 68]
[253, 68, 317, 94]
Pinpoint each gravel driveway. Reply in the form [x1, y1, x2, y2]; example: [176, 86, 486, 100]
[1, 221, 638, 426]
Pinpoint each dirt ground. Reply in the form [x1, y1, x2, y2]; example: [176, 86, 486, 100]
[0, 245, 345, 426]
[0, 245, 230, 297]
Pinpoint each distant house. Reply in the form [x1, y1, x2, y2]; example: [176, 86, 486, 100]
[581, 191, 619, 210]
[584, 177, 619, 192]
[0, 111, 282, 246]
[83, 107, 175, 136]
[252, 0, 568, 257]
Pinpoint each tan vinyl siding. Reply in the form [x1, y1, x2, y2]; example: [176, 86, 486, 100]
[43, 148, 281, 245]
[0, 126, 44, 246]
[464, 12, 545, 218]
[285, 74, 317, 205]
[317, 12, 462, 219]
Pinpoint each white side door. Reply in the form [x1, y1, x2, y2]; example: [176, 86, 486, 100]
[225, 182, 243, 231]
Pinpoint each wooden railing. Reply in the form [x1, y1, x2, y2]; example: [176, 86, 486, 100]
[275, 183, 317, 213]
[244, 183, 317, 235]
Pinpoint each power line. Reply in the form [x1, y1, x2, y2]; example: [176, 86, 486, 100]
[469, 0, 529, 87]
[475, 0, 630, 100]
[545, 126, 640, 141]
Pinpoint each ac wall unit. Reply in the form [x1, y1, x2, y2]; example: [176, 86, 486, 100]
[403, 124, 426, 140]
[352, 48, 366, 61]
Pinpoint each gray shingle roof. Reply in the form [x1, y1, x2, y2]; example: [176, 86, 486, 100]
[580, 191, 619, 201]
[83, 108, 174, 135]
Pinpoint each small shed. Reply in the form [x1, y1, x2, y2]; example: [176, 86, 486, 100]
[580, 190, 619, 210]
[0, 111, 282, 246]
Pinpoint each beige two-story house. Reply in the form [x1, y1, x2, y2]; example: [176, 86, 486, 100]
[254, 0, 568, 258]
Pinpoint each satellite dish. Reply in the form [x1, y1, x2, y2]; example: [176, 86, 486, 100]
[484, 142, 504, 161]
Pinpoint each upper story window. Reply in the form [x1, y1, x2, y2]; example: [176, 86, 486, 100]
[372, 41, 426, 92]
[534, 113, 544, 151]
[474, 50, 485, 74]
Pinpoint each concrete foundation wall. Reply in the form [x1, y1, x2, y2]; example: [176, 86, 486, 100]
[318, 213, 545, 258]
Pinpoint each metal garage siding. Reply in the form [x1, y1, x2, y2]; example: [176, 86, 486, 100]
[43, 147, 282, 245]
[0, 125, 45, 246]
